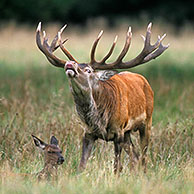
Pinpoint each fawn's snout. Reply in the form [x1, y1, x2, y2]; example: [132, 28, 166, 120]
[47, 145, 64, 165]
[57, 156, 64, 165]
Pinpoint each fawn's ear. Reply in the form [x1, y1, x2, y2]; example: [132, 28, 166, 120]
[32, 135, 47, 150]
[50, 136, 58, 146]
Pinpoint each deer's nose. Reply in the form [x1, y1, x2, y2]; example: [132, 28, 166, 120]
[57, 156, 64, 164]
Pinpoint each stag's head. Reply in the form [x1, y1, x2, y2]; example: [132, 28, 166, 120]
[65, 61, 96, 92]
[36, 22, 169, 93]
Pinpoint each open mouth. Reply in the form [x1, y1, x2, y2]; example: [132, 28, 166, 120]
[65, 64, 77, 78]
[66, 68, 77, 77]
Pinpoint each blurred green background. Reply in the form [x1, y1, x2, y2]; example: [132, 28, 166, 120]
[0, 0, 194, 26]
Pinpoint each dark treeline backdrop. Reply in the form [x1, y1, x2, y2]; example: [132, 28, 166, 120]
[0, 0, 193, 26]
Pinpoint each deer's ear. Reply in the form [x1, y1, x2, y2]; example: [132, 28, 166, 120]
[97, 70, 118, 81]
[50, 136, 58, 146]
[32, 135, 47, 150]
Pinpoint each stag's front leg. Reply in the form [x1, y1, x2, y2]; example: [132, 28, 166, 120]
[113, 141, 123, 174]
[78, 133, 96, 172]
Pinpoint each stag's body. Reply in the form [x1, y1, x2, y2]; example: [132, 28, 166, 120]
[68, 67, 153, 172]
[73, 71, 153, 141]
[36, 22, 168, 173]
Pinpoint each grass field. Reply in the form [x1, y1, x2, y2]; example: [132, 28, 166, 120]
[0, 22, 194, 194]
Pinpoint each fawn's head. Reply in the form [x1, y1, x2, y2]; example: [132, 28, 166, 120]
[32, 135, 64, 166]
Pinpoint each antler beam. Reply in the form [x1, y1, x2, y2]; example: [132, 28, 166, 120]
[90, 23, 169, 70]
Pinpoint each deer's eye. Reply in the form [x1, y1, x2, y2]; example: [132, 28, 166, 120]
[48, 151, 55, 154]
[85, 68, 91, 73]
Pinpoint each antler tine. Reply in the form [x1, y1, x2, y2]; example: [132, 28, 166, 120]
[44, 25, 68, 52]
[91, 27, 132, 70]
[43, 31, 50, 50]
[50, 34, 59, 51]
[90, 30, 103, 64]
[58, 27, 78, 63]
[36, 22, 45, 53]
[54, 39, 68, 51]
[100, 35, 118, 64]
[36, 23, 53, 58]
[143, 23, 166, 54]
[42, 31, 67, 67]
[36, 22, 67, 68]
[141, 22, 153, 53]
[150, 33, 166, 53]
[143, 43, 170, 63]
[120, 23, 169, 68]
[144, 22, 152, 48]
[50, 34, 68, 52]
[114, 26, 132, 64]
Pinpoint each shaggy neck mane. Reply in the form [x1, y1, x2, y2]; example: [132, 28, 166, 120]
[91, 79, 117, 126]
[72, 86, 91, 123]
[94, 79, 117, 109]
[72, 78, 118, 136]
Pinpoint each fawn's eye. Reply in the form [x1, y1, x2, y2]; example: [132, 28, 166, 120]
[48, 151, 55, 154]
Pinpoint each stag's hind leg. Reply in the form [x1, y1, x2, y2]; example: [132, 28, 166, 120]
[122, 131, 139, 170]
[139, 118, 152, 172]
[113, 141, 123, 174]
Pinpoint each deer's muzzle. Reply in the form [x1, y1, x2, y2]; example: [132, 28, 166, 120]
[65, 62, 78, 78]
[57, 156, 64, 165]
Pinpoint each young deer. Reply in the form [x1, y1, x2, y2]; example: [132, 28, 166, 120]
[32, 135, 64, 180]
[36, 23, 169, 173]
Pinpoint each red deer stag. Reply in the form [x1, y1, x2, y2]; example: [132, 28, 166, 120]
[32, 135, 64, 180]
[36, 22, 169, 173]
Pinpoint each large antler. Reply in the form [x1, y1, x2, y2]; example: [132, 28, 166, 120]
[89, 23, 169, 70]
[36, 22, 77, 68]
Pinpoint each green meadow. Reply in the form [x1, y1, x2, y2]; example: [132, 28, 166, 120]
[0, 22, 193, 194]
